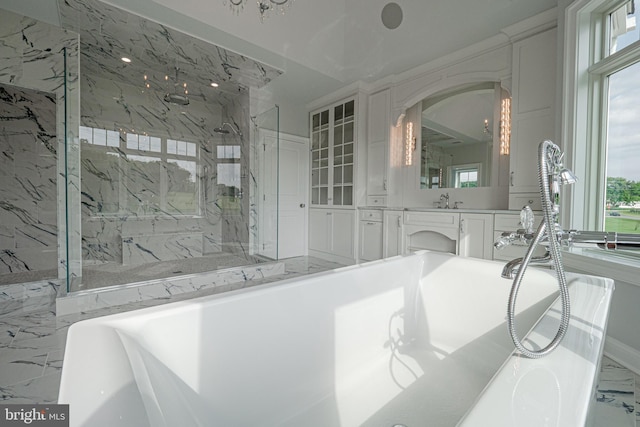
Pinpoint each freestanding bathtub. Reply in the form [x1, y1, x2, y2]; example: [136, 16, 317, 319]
[58, 250, 613, 427]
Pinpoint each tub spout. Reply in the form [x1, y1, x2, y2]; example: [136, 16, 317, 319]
[501, 252, 552, 279]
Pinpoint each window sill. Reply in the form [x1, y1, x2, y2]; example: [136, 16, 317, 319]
[563, 247, 640, 286]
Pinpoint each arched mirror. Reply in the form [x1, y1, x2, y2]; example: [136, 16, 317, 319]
[418, 82, 510, 189]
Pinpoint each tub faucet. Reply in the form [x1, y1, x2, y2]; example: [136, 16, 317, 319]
[440, 193, 450, 209]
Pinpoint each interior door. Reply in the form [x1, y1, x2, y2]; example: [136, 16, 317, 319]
[277, 135, 309, 258]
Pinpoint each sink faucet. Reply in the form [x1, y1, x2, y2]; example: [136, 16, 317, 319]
[439, 193, 450, 209]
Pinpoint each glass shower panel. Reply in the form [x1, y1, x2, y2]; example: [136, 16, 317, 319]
[253, 105, 280, 260]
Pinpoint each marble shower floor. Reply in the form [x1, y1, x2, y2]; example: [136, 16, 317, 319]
[1, 258, 638, 426]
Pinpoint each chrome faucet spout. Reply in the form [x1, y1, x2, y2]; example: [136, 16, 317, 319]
[440, 193, 450, 209]
[501, 252, 552, 279]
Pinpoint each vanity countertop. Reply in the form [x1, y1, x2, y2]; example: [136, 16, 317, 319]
[358, 206, 523, 215]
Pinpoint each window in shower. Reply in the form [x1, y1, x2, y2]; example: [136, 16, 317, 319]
[80, 126, 199, 216]
[217, 145, 242, 210]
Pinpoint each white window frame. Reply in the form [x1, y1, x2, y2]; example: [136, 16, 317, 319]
[563, 0, 640, 231]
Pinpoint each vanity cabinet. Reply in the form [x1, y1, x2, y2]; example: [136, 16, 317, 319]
[509, 27, 557, 209]
[366, 89, 390, 206]
[459, 213, 494, 259]
[310, 98, 357, 207]
[383, 210, 404, 258]
[359, 209, 383, 262]
[309, 208, 356, 263]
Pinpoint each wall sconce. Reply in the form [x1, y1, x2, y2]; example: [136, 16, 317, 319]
[405, 121, 415, 166]
[483, 119, 492, 138]
[500, 97, 511, 155]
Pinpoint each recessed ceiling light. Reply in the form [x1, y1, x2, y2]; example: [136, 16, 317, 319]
[121, 57, 132, 63]
[210, 82, 219, 88]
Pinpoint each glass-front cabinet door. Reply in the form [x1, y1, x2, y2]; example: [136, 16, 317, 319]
[311, 98, 356, 207]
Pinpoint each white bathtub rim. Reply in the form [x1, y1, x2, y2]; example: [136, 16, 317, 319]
[456, 273, 614, 427]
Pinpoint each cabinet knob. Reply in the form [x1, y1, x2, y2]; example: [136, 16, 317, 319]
[300, 203, 306, 208]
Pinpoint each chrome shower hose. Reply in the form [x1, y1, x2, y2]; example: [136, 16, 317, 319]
[506, 140, 571, 358]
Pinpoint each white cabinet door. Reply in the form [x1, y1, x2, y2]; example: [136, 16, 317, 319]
[309, 208, 330, 253]
[331, 210, 356, 259]
[310, 98, 357, 207]
[359, 220, 383, 261]
[509, 27, 557, 202]
[309, 208, 356, 262]
[383, 210, 403, 257]
[367, 89, 390, 197]
[459, 213, 494, 259]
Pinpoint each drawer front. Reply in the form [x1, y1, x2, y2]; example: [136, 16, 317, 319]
[404, 211, 459, 228]
[367, 196, 387, 206]
[360, 209, 383, 222]
[509, 193, 542, 211]
[494, 212, 543, 231]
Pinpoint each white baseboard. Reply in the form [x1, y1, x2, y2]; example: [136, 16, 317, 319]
[604, 336, 640, 377]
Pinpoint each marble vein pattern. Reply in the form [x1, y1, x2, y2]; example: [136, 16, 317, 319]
[0, 256, 343, 405]
[0, 85, 58, 276]
[57, 0, 282, 105]
[0, 8, 81, 284]
[592, 356, 637, 427]
[56, 261, 287, 316]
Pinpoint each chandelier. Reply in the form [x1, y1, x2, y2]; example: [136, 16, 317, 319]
[225, 0, 293, 21]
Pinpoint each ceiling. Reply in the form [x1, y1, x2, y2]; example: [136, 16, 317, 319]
[0, 0, 558, 106]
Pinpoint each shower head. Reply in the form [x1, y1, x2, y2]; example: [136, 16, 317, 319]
[164, 93, 190, 106]
[163, 67, 190, 106]
[214, 122, 242, 136]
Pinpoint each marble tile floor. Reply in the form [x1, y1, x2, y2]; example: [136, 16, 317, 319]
[592, 356, 640, 426]
[0, 256, 344, 404]
[1, 258, 638, 427]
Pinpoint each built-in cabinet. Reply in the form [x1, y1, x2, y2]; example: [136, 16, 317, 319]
[310, 98, 356, 207]
[308, 95, 361, 263]
[383, 210, 403, 258]
[366, 89, 390, 207]
[358, 210, 383, 262]
[459, 213, 494, 259]
[508, 27, 557, 210]
[308, 15, 558, 265]
[309, 208, 356, 263]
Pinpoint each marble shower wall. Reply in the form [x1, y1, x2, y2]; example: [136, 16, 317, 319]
[80, 72, 251, 265]
[0, 85, 57, 276]
[0, 9, 80, 288]
[59, 0, 275, 272]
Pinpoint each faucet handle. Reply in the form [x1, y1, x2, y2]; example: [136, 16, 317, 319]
[519, 206, 535, 234]
[453, 201, 463, 209]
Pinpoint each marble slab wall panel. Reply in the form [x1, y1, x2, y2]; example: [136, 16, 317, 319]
[80, 73, 237, 266]
[219, 95, 253, 256]
[0, 84, 58, 276]
[0, 9, 81, 291]
[58, 0, 282, 104]
[122, 232, 204, 265]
